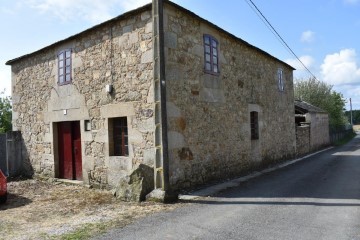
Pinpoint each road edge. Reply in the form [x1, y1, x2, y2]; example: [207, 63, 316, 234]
[179, 146, 334, 200]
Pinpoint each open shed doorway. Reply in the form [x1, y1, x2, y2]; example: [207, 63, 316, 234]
[57, 121, 82, 180]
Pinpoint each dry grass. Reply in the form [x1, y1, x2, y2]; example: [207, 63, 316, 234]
[353, 125, 360, 131]
[0, 178, 182, 240]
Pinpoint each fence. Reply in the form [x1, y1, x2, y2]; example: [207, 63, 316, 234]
[329, 125, 354, 144]
[0, 131, 29, 177]
[0, 134, 7, 175]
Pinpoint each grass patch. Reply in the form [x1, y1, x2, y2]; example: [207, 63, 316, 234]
[60, 223, 106, 240]
[56, 222, 110, 240]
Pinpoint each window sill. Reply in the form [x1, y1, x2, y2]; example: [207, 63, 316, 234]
[204, 70, 220, 76]
[58, 81, 72, 86]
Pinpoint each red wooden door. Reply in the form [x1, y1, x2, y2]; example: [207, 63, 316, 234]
[58, 121, 82, 180]
[58, 122, 73, 179]
[72, 122, 82, 180]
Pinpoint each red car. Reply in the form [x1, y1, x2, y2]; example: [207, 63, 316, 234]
[0, 169, 7, 204]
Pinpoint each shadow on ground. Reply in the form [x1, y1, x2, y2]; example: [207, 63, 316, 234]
[182, 135, 360, 207]
[0, 193, 32, 210]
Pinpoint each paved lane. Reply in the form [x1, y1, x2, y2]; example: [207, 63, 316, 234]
[95, 134, 360, 240]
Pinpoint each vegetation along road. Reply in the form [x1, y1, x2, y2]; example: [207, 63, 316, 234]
[95, 133, 360, 240]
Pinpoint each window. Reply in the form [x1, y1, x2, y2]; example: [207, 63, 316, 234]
[109, 117, 128, 156]
[204, 34, 219, 75]
[58, 49, 72, 85]
[277, 68, 284, 92]
[250, 111, 259, 140]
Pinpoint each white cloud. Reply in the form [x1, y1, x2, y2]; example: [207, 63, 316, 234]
[0, 66, 12, 96]
[320, 49, 360, 85]
[119, 0, 151, 11]
[27, 0, 151, 24]
[27, 0, 114, 23]
[301, 31, 315, 43]
[333, 84, 360, 110]
[285, 55, 315, 70]
[344, 0, 359, 5]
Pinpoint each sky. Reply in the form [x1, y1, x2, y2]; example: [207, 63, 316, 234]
[0, 0, 359, 110]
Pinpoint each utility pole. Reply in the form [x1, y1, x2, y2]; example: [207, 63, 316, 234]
[350, 98, 353, 126]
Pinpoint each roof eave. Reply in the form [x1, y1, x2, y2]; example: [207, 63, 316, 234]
[6, 0, 295, 71]
[6, 3, 152, 65]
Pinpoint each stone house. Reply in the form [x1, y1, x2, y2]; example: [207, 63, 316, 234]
[6, 1, 296, 196]
[295, 100, 330, 155]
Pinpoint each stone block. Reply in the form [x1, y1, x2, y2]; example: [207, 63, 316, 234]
[129, 32, 139, 44]
[141, 11, 151, 21]
[123, 25, 133, 34]
[137, 118, 155, 133]
[143, 148, 155, 166]
[167, 131, 185, 150]
[199, 88, 225, 103]
[94, 128, 108, 142]
[204, 77, 221, 89]
[141, 50, 153, 64]
[118, 35, 129, 46]
[128, 129, 143, 144]
[166, 102, 182, 118]
[115, 164, 154, 202]
[165, 32, 177, 49]
[100, 103, 135, 118]
[145, 22, 152, 33]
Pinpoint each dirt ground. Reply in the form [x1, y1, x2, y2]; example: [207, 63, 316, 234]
[0, 178, 183, 240]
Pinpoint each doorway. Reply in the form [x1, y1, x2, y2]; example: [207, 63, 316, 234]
[57, 121, 82, 180]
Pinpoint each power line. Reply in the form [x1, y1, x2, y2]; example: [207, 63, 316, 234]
[244, 0, 318, 80]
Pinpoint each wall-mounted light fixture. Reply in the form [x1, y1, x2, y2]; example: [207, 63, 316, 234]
[106, 84, 113, 93]
[84, 120, 91, 131]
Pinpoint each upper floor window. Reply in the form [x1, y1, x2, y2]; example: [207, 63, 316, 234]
[58, 49, 72, 85]
[204, 34, 219, 75]
[277, 68, 284, 92]
[250, 111, 259, 140]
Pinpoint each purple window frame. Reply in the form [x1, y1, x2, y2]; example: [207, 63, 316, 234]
[203, 34, 220, 75]
[58, 49, 72, 85]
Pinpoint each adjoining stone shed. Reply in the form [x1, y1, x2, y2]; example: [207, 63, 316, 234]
[6, 0, 296, 198]
[295, 100, 330, 156]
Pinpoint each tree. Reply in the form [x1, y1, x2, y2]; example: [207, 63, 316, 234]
[294, 78, 347, 127]
[0, 90, 12, 133]
[345, 110, 360, 125]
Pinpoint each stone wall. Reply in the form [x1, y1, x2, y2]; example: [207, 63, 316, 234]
[163, 3, 296, 190]
[296, 125, 310, 157]
[307, 113, 330, 151]
[10, 6, 155, 188]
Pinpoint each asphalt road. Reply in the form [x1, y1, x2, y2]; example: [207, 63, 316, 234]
[95, 134, 360, 240]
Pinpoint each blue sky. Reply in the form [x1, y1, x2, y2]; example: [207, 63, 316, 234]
[1, 0, 359, 110]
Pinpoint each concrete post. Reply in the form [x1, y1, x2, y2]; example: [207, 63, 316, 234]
[152, 0, 171, 197]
